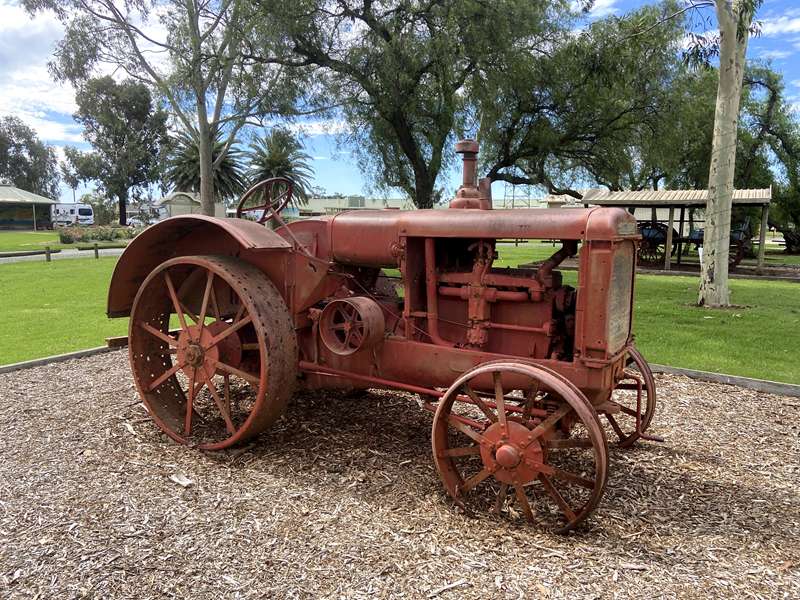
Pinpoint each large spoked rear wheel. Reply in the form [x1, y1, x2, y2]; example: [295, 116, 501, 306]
[128, 255, 297, 450]
[432, 362, 608, 533]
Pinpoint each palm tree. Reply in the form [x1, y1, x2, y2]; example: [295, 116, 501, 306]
[165, 128, 247, 203]
[246, 129, 314, 204]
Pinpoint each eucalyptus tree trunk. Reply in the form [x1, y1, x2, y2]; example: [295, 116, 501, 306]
[196, 105, 216, 216]
[198, 132, 215, 216]
[698, 0, 751, 307]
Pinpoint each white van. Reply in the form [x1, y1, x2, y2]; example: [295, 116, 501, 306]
[51, 203, 95, 227]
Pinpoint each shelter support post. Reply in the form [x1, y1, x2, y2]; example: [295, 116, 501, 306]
[664, 207, 675, 271]
[757, 204, 769, 271]
[32, 205, 37, 232]
[677, 207, 686, 266]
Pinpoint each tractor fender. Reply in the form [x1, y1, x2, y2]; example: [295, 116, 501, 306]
[107, 215, 291, 318]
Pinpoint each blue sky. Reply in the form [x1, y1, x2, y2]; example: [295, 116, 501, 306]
[1, 0, 799, 202]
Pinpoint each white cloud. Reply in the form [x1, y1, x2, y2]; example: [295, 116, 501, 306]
[587, 0, 619, 18]
[0, 1, 80, 143]
[278, 119, 349, 137]
[758, 48, 793, 60]
[570, 0, 619, 19]
[761, 16, 800, 36]
[791, 79, 800, 88]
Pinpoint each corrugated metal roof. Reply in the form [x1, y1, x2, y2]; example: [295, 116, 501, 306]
[0, 184, 56, 205]
[545, 187, 771, 206]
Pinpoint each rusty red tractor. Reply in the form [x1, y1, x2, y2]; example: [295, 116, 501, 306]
[108, 140, 659, 532]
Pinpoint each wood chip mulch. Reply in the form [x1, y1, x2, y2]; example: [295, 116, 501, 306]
[0, 351, 797, 599]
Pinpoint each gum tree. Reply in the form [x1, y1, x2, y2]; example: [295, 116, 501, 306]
[24, 0, 303, 215]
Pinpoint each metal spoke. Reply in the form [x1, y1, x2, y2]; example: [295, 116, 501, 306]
[184, 367, 197, 435]
[210, 284, 222, 320]
[546, 437, 594, 449]
[198, 271, 214, 337]
[223, 374, 231, 416]
[146, 361, 184, 392]
[493, 371, 507, 430]
[460, 468, 491, 494]
[539, 474, 577, 522]
[138, 321, 178, 347]
[179, 302, 199, 323]
[539, 464, 595, 489]
[446, 414, 485, 444]
[462, 384, 497, 423]
[606, 413, 627, 441]
[619, 405, 641, 418]
[233, 303, 246, 324]
[442, 445, 482, 458]
[206, 315, 253, 350]
[522, 381, 540, 420]
[514, 484, 535, 523]
[204, 375, 236, 435]
[164, 271, 188, 331]
[213, 359, 260, 386]
[521, 404, 572, 449]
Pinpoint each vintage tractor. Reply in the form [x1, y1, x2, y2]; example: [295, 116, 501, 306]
[107, 140, 658, 532]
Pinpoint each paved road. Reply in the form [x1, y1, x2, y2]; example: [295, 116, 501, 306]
[0, 247, 125, 265]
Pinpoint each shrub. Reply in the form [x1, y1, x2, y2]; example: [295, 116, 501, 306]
[93, 226, 116, 241]
[57, 225, 141, 245]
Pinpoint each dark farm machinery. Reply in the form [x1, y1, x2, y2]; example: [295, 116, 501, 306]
[108, 140, 659, 532]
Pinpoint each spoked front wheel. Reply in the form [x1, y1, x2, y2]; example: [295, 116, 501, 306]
[431, 362, 608, 533]
[128, 255, 297, 450]
[602, 346, 657, 448]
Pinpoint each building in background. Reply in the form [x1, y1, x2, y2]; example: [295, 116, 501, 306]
[155, 191, 226, 219]
[297, 195, 412, 217]
[0, 184, 55, 230]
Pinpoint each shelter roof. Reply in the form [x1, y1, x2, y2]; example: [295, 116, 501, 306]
[0, 184, 56, 205]
[545, 187, 771, 207]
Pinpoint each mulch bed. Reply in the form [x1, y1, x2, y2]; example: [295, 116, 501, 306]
[0, 351, 798, 599]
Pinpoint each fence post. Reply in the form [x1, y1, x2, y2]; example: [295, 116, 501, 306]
[45, 246, 51, 262]
[94, 243, 99, 259]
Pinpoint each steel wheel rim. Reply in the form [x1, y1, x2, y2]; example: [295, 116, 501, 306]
[129, 256, 269, 450]
[605, 346, 657, 448]
[432, 362, 608, 533]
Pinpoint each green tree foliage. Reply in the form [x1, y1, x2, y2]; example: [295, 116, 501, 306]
[0, 116, 60, 198]
[165, 128, 247, 204]
[80, 191, 117, 226]
[477, 2, 688, 196]
[262, 0, 574, 208]
[246, 129, 314, 203]
[59, 158, 80, 202]
[23, 0, 306, 216]
[63, 77, 167, 225]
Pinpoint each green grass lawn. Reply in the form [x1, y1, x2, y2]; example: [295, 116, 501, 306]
[0, 258, 129, 363]
[0, 230, 62, 252]
[0, 230, 128, 253]
[1, 255, 798, 383]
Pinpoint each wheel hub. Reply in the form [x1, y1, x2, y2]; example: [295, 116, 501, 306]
[495, 443, 522, 469]
[480, 420, 545, 485]
[176, 324, 225, 381]
[184, 343, 205, 367]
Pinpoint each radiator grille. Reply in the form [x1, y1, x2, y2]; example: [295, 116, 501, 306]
[607, 242, 634, 353]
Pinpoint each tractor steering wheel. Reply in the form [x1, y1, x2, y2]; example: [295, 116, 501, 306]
[235, 177, 294, 225]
